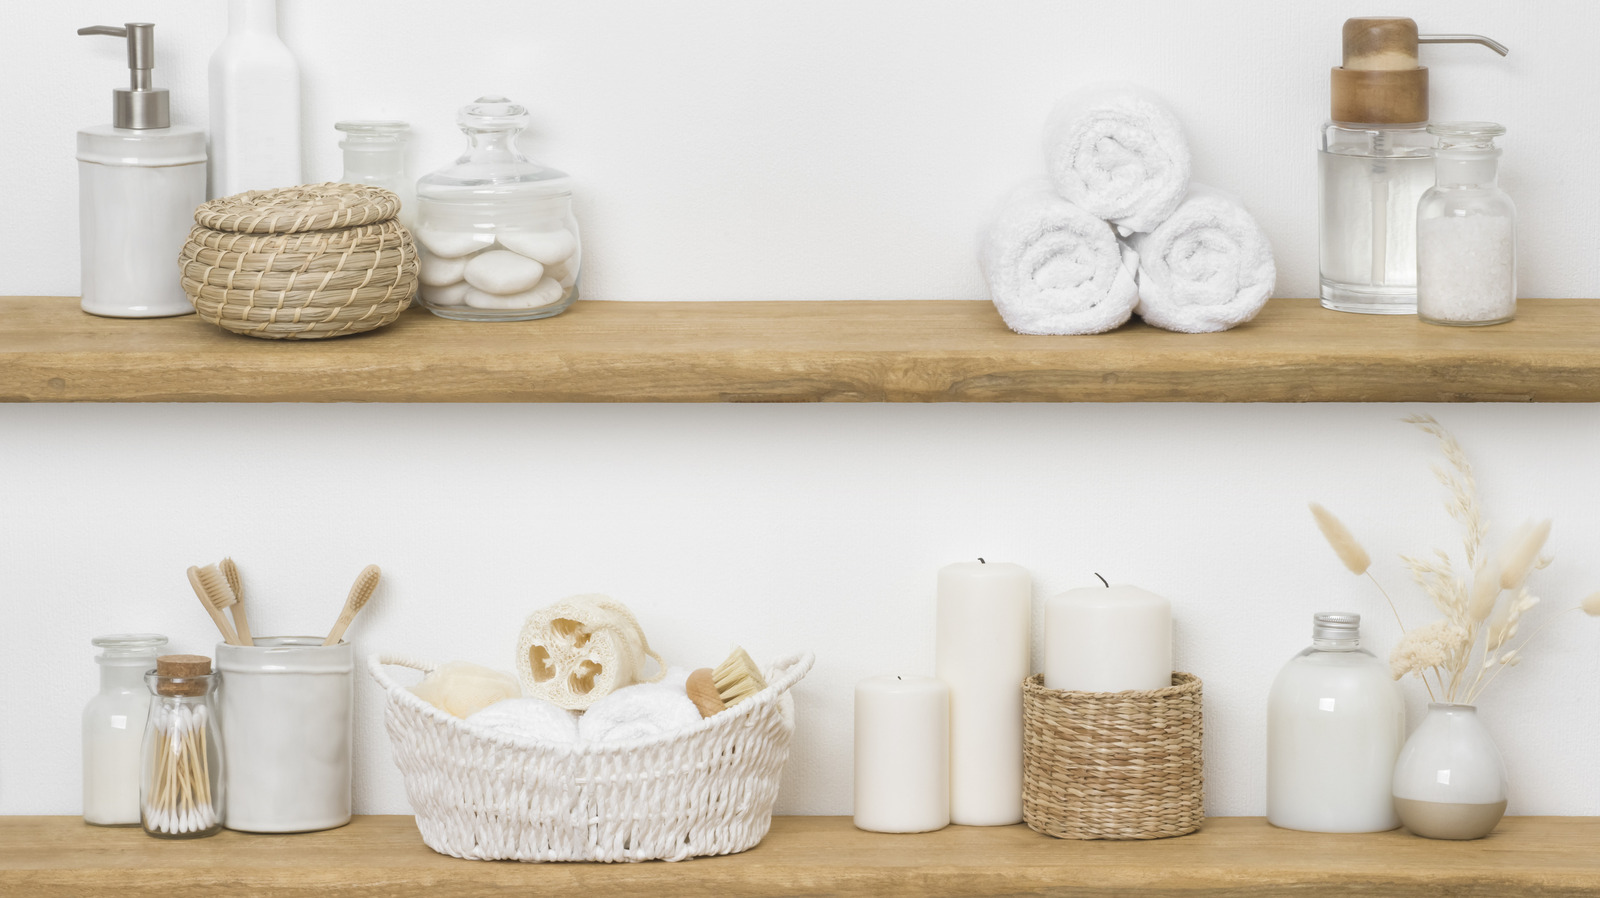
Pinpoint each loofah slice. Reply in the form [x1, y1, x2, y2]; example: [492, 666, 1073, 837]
[515, 595, 664, 711]
[196, 182, 402, 234]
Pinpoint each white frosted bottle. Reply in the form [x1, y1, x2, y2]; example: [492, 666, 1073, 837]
[209, 0, 301, 197]
[83, 634, 167, 825]
[1267, 612, 1404, 832]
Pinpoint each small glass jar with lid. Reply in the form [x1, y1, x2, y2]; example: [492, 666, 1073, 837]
[1416, 122, 1516, 326]
[141, 655, 224, 839]
[414, 96, 580, 321]
[335, 120, 414, 229]
[84, 634, 168, 826]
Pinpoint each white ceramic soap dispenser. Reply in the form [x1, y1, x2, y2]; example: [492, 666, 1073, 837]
[76, 23, 207, 318]
[209, 0, 302, 198]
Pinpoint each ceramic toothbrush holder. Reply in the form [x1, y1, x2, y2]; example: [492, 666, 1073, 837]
[216, 637, 354, 832]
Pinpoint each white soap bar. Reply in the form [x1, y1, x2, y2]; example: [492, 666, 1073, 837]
[464, 278, 566, 310]
[420, 253, 467, 287]
[464, 250, 545, 295]
[498, 229, 577, 265]
[545, 259, 577, 288]
[416, 227, 489, 259]
[421, 281, 470, 307]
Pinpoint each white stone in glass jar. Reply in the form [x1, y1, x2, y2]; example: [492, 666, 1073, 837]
[414, 96, 581, 322]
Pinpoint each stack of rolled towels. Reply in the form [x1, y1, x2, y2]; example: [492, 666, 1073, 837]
[981, 85, 1276, 335]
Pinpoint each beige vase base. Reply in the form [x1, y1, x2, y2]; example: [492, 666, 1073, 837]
[1394, 797, 1507, 840]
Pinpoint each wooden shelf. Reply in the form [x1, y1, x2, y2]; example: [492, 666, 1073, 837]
[4, 815, 1599, 896]
[2, 296, 1599, 402]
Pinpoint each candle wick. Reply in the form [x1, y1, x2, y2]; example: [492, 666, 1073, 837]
[978, 558, 986, 564]
[1095, 573, 1109, 588]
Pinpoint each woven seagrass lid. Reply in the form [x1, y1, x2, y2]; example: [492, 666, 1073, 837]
[195, 182, 401, 235]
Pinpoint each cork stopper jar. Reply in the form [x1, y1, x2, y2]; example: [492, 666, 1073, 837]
[153, 654, 213, 696]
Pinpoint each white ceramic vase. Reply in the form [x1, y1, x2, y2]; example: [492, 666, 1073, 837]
[1392, 703, 1508, 840]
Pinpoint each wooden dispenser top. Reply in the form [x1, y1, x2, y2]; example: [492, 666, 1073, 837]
[1332, 17, 1428, 124]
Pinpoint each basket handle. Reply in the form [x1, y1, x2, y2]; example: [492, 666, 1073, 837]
[367, 653, 438, 692]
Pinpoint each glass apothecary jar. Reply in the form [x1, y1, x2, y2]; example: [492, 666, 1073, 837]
[336, 120, 414, 230]
[141, 655, 224, 839]
[84, 634, 168, 826]
[415, 96, 580, 321]
[1416, 122, 1516, 326]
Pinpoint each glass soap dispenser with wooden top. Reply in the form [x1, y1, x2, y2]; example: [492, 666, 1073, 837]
[1318, 17, 1506, 315]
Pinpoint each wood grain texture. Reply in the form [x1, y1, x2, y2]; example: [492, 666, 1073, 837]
[4, 815, 1600, 897]
[2, 296, 1599, 403]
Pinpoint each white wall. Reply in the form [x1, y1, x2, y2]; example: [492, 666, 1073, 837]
[4, 2, 1600, 820]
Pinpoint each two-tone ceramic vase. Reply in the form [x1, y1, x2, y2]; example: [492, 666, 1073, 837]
[1392, 703, 1508, 840]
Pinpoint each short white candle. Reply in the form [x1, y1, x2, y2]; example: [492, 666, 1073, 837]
[935, 560, 1031, 826]
[1044, 580, 1171, 692]
[853, 675, 949, 833]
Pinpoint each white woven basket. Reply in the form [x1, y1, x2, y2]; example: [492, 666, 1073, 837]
[369, 652, 814, 863]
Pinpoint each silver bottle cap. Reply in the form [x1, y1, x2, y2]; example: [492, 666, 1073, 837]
[1313, 611, 1361, 641]
[77, 23, 171, 130]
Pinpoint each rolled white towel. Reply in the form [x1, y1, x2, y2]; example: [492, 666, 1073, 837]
[1044, 85, 1190, 236]
[980, 181, 1139, 335]
[578, 681, 703, 744]
[1129, 185, 1276, 333]
[466, 698, 580, 744]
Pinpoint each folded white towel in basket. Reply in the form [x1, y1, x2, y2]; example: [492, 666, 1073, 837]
[1129, 185, 1276, 333]
[981, 181, 1140, 335]
[467, 698, 580, 744]
[1044, 85, 1191, 236]
[578, 678, 703, 744]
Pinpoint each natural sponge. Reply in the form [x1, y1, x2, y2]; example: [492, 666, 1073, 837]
[516, 595, 664, 711]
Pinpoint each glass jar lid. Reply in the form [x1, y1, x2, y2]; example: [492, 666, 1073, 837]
[335, 120, 410, 149]
[418, 95, 571, 203]
[93, 633, 169, 663]
[1428, 121, 1505, 150]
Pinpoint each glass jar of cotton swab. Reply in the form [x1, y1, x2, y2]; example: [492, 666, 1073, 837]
[140, 655, 224, 839]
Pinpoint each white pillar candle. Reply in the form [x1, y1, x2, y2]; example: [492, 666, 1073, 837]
[1044, 581, 1172, 692]
[935, 560, 1031, 826]
[853, 675, 950, 833]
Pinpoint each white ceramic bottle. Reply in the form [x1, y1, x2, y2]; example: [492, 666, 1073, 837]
[76, 23, 207, 318]
[83, 634, 167, 825]
[1267, 612, 1404, 832]
[208, 0, 301, 198]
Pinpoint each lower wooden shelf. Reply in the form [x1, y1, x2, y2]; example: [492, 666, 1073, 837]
[4, 814, 1598, 896]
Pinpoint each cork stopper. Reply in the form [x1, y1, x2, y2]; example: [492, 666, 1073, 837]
[1332, 18, 1428, 124]
[156, 654, 212, 696]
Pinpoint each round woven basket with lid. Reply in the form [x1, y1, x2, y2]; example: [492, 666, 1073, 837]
[179, 183, 417, 339]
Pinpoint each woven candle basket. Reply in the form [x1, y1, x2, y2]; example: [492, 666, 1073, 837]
[369, 652, 814, 863]
[179, 183, 417, 339]
[1022, 672, 1204, 840]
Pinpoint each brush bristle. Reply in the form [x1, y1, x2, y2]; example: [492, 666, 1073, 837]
[195, 564, 236, 610]
[348, 564, 381, 612]
[712, 646, 767, 707]
[220, 557, 242, 598]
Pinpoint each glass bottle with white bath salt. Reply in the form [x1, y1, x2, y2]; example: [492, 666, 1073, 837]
[83, 634, 168, 826]
[1416, 122, 1516, 327]
[414, 96, 581, 321]
[1267, 612, 1405, 833]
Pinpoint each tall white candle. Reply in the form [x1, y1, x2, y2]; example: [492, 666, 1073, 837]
[935, 560, 1031, 826]
[853, 675, 950, 833]
[1044, 580, 1171, 692]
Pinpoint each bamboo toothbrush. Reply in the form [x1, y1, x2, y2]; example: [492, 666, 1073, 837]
[186, 564, 240, 646]
[219, 557, 254, 646]
[687, 646, 769, 718]
[323, 564, 380, 646]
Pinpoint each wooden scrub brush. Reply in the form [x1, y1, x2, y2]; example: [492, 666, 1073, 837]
[686, 646, 769, 718]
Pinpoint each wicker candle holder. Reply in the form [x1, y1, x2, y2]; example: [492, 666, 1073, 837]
[1021, 672, 1203, 840]
[179, 183, 417, 340]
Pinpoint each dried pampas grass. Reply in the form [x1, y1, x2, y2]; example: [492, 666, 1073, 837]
[1309, 415, 1596, 705]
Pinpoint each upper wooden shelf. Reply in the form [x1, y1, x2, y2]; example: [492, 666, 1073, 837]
[5, 815, 1599, 896]
[2, 296, 1596, 402]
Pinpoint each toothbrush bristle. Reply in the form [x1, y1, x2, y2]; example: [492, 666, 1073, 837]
[349, 565, 381, 612]
[196, 564, 237, 610]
